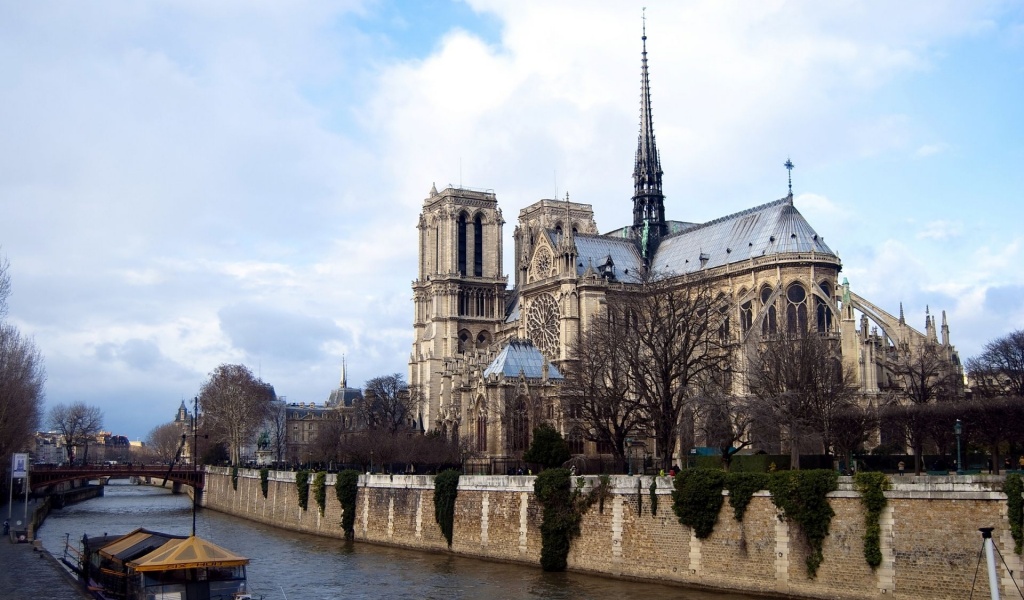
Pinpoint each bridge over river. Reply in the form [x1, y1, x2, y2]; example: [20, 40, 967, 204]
[28, 464, 203, 494]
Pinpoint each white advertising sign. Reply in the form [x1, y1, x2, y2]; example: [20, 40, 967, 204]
[12, 453, 28, 479]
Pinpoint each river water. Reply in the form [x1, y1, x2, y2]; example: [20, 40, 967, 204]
[36, 481, 770, 600]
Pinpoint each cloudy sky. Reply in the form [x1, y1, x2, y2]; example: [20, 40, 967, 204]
[2, 1, 1022, 440]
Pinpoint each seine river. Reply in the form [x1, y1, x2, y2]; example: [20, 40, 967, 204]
[36, 481, 770, 600]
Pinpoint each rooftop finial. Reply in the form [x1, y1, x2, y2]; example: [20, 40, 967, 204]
[784, 157, 795, 196]
[642, 6, 647, 41]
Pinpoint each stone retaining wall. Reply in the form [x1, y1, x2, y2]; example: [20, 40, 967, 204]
[201, 469, 1021, 600]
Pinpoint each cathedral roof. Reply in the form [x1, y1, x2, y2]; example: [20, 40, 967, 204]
[483, 339, 563, 380]
[572, 234, 644, 280]
[327, 387, 361, 407]
[650, 196, 837, 274]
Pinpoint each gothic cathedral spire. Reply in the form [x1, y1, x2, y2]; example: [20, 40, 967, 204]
[633, 13, 666, 260]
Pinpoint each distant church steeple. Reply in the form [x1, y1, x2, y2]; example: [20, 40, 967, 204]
[632, 9, 666, 259]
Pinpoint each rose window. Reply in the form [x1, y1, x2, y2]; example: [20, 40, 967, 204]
[527, 293, 560, 359]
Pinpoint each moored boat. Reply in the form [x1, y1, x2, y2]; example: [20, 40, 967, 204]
[63, 527, 254, 600]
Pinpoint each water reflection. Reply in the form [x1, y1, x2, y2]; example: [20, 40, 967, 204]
[37, 481, 768, 600]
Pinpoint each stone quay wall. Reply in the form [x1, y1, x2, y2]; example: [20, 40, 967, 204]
[201, 468, 1020, 600]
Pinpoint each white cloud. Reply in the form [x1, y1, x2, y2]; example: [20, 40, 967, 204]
[1, 0, 1020, 437]
[916, 220, 963, 240]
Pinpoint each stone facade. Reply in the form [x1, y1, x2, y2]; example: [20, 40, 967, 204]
[406, 30, 961, 463]
[202, 469, 1020, 600]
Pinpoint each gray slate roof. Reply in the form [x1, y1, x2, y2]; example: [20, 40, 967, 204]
[483, 339, 564, 380]
[652, 196, 835, 275]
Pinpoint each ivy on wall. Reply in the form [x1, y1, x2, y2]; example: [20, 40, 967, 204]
[726, 472, 769, 523]
[313, 471, 327, 516]
[434, 469, 460, 548]
[672, 469, 725, 539]
[854, 471, 891, 568]
[767, 469, 838, 578]
[648, 479, 658, 517]
[1005, 473, 1023, 554]
[636, 478, 643, 515]
[259, 468, 269, 498]
[295, 469, 310, 511]
[535, 468, 594, 572]
[335, 469, 360, 539]
[231, 465, 238, 491]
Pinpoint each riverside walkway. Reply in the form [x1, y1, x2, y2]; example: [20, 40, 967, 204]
[2, 499, 90, 600]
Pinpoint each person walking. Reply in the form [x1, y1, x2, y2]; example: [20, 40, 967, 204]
[897, 460, 905, 476]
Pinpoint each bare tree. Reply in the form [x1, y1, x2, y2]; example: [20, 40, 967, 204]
[967, 329, 1024, 398]
[360, 373, 421, 434]
[198, 364, 275, 465]
[612, 273, 731, 470]
[693, 391, 756, 470]
[48, 401, 103, 464]
[562, 314, 646, 461]
[888, 341, 962, 474]
[0, 253, 10, 319]
[0, 323, 46, 469]
[831, 403, 877, 473]
[146, 421, 186, 464]
[263, 399, 288, 463]
[747, 332, 858, 468]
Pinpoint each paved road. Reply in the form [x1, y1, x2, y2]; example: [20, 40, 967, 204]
[2, 501, 91, 600]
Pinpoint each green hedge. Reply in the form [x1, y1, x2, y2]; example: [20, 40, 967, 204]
[259, 468, 269, 498]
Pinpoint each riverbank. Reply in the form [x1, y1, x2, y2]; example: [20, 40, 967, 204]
[201, 467, 1020, 600]
[2, 499, 91, 600]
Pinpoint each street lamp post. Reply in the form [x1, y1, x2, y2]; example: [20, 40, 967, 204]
[954, 419, 963, 475]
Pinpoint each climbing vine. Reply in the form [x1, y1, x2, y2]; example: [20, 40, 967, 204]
[854, 471, 891, 568]
[335, 469, 360, 539]
[767, 469, 838, 578]
[313, 471, 327, 516]
[231, 465, 238, 491]
[649, 478, 658, 517]
[295, 469, 310, 511]
[636, 478, 643, 515]
[259, 468, 269, 498]
[434, 469, 460, 548]
[535, 468, 594, 571]
[1005, 473, 1023, 554]
[726, 472, 769, 523]
[672, 469, 726, 539]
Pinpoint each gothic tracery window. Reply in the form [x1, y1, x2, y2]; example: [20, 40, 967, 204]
[526, 293, 561, 359]
[786, 283, 808, 334]
[760, 286, 777, 336]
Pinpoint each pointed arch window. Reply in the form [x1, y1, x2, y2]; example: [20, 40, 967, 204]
[476, 414, 487, 452]
[786, 284, 808, 334]
[760, 286, 777, 336]
[473, 214, 483, 276]
[457, 213, 468, 276]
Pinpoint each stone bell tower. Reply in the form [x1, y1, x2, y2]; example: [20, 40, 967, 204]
[409, 184, 508, 432]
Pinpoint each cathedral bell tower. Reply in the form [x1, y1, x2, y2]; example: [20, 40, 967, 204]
[410, 184, 508, 432]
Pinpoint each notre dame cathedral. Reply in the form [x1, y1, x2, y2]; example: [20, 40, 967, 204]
[408, 29, 960, 466]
